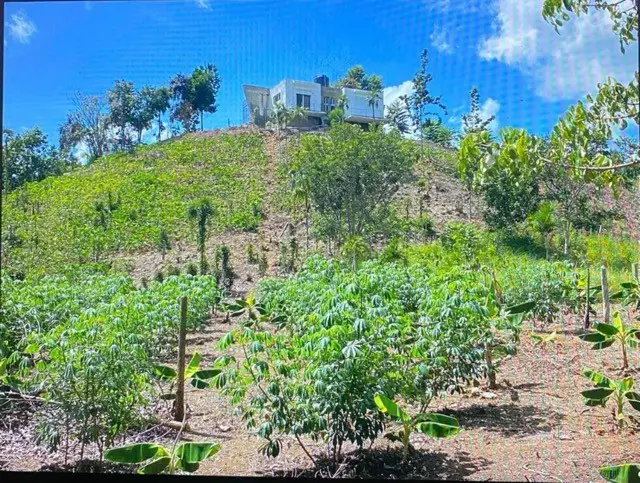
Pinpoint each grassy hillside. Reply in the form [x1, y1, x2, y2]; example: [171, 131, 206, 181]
[1, 132, 269, 278]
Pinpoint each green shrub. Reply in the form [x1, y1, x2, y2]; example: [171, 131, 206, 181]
[166, 265, 181, 276]
[214, 256, 514, 462]
[185, 262, 199, 277]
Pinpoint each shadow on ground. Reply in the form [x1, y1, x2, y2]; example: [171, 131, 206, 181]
[271, 447, 491, 480]
[441, 403, 563, 437]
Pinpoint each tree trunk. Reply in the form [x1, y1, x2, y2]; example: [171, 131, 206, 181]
[485, 342, 496, 389]
[174, 296, 188, 423]
[158, 114, 162, 142]
[200, 111, 204, 131]
[563, 221, 570, 256]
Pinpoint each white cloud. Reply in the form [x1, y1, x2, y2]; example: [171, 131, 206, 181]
[430, 26, 453, 54]
[479, 98, 500, 132]
[383, 81, 418, 135]
[195, 0, 212, 10]
[478, 0, 637, 101]
[7, 13, 37, 44]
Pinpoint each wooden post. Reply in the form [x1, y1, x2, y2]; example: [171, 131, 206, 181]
[174, 296, 188, 423]
[583, 267, 591, 330]
[633, 262, 639, 283]
[601, 266, 610, 324]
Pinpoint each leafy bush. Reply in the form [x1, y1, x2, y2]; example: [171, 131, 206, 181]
[1, 273, 223, 455]
[214, 256, 515, 462]
[579, 312, 639, 370]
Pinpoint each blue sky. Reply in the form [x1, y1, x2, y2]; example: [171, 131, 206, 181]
[3, 0, 638, 148]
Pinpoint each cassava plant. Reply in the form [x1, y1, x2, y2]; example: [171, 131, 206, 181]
[374, 394, 460, 462]
[581, 369, 640, 430]
[104, 441, 221, 474]
[579, 312, 640, 371]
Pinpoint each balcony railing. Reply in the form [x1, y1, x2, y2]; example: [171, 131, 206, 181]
[345, 106, 384, 118]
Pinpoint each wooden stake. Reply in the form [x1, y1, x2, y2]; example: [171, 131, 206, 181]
[174, 296, 188, 423]
[601, 266, 610, 324]
[633, 262, 639, 283]
[583, 267, 591, 330]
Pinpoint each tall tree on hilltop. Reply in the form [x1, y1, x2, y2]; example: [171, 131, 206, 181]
[59, 93, 112, 163]
[169, 74, 198, 133]
[190, 64, 221, 131]
[335, 66, 383, 91]
[402, 49, 447, 150]
[462, 86, 495, 136]
[130, 87, 156, 144]
[146, 86, 171, 142]
[108, 80, 136, 151]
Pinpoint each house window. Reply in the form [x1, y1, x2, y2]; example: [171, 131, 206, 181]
[323, 96, 336, 112]
[273, 93, 281, 104]
[296, 94, 311, 109]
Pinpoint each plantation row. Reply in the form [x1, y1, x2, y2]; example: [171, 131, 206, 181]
[0, 273, 223, 455]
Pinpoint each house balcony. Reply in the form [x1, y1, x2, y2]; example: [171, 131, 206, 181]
[343, 106, 385, 123]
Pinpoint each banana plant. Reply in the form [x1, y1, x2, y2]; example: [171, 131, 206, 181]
[611, 280, 640, 311]
[104, 441, 220, 474]
[374, 394, 460, 462]
[153, 352, 221, 398]
[579, 311, 640, 370]
[581, 369, 640, 430]
[599, 463, 640, 483]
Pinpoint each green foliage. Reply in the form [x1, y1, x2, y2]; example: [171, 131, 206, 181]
[154, 351, 221, 394]
[170, 64, 221, 132]
[185, 262, 199, 277]
[599, 463, 640, 483]
[246, 243, 258, 264]
[462, 86, 495, 136]
[579, 311, 640, 370]
[385, 100, 411, 134]
[581, 369, 640, 429]
[2, 127, 71, 193]
[422, 123, 456, 149]
[0, 272, 223, 454]
[59, 93, 112, 162]
[285, 123, 417, 244]
[527, 201, 558, 258]
[2, 133, 268, 278]
[105, 441, 220, 474]
[215, 256, 518, 462]
[374, 394, 460, 461]
[334, 65, 383, 91]
[108, 80, 137, 150]
[166, 265, 181, 276]
[157, 228, 171, 260]
[214, 244, 236, 290]
[402, 49, 447, 140]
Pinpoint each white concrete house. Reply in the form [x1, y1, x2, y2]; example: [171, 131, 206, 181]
[242, 75, 384, 128]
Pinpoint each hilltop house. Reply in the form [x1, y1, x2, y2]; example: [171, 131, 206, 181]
[242, 74, 384, 128]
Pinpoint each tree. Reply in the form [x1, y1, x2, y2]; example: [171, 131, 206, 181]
[288, 123, 417, 246]
[462, 86, 495, 135]
[190, 64, 221, 131]
[462, 1, 639, 188]
[335, 66, 383, 91]
[335, 65, 367, 89]
[130, 87, 156, 144]
[157, 228, 171, 262]
[386, 100, 411, 134]
[108, 80, 136, 151]
[59, 93, 112, 162]
[402, 49, 447, 149]
[187, 198, 215, 274]
[2, 127, 67, 192]
[422, 122, 456, 149]
[527, 201, 557, 259]
[170, 74, 198, 134]
[146, 86, 171, 142]
[367, 86, 382, 121]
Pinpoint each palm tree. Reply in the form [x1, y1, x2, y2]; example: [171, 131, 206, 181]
[187, 198, 215, 274]
[367, 87, 382, 121]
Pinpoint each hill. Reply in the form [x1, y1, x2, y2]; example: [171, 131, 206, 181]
[1, 127, 475, 285]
